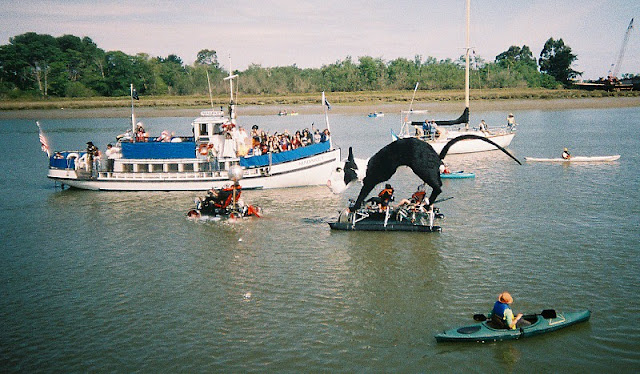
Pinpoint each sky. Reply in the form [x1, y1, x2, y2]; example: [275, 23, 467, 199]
[1, 0, 639, 80]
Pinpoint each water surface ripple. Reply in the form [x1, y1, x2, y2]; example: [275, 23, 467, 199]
[1, 107, 638, 372]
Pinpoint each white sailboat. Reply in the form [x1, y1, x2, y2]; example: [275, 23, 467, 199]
[397, 0, 516, 154]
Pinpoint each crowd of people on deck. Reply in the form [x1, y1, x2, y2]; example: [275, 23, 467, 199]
[246, 125, 330, 157]
[202, 123, 331, 161]
[74, 121, 332, 176]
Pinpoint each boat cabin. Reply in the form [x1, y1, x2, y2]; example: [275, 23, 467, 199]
[192, 110, 228, 144]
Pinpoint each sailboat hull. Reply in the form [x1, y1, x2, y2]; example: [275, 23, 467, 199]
[428, 131, 515, 154]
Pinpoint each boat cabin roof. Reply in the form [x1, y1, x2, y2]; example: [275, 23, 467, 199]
[192, 110, 227, 125]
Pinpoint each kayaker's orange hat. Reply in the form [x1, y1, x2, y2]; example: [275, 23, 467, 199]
[499, 292, 513, 304]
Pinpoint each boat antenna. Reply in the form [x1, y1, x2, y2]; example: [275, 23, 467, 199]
[464, 0, 470, 129]
[130, 83, 136, 140]
[409, 82, 419, 112]
[206, 70, 214, 109]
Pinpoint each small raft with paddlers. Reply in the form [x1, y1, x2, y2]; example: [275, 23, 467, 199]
[187, 165, 261, 220]
[328, 197, 445, 232]
[434, 309, 591, 343]
[186, 183, 262, 220]
[329, 207, 442, 232]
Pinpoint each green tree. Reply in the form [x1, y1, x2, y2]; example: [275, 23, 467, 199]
[496, 45, 537, 68]
[196, 49, 219, 68]
[1, 32, 62, 96]
[539, 38, 581, 86]
[357, 56, 386, 90]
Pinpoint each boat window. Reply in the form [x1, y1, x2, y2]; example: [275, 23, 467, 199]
[168, 164, 178, 172]
[122, 164, 133, 173]
[183, 163, 194, 172]
[199, 123, 208, 136]
[151, 164, 163, 173]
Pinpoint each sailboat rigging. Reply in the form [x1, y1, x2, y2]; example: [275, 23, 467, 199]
[397, 0, 516, 154]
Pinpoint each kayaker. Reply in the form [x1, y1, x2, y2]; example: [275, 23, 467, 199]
[490, 292, 531, 329]
[562, 148, 571, 160]
[439, 163, 451, 174]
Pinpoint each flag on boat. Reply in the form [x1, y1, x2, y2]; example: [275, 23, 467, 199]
[390, 129, 399, 142]
[36, 121, 51, 157]
[322, 91, 331, 110]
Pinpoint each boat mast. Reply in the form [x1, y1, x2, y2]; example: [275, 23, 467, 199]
[409, 82, 419, 112]
[464, 0, 470, 129]
[224, 56, 239, 125]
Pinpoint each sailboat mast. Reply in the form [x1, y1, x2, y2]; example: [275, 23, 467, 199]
[465, 0, 470, 112]
[206, 70, 214, 109]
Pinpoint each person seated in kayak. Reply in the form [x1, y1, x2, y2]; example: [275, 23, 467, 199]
[396, 184, 427, 211]
[489, 292, 531, 329]
[439, 163, 451, 174]
[562, 148, 571, 160]
[366, 184, 394, 212]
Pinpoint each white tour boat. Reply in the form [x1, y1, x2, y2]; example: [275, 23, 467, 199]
[395, 0, 516, 154]
[44, 75, 341, 191]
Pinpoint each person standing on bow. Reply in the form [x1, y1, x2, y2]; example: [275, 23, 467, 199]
[86, 141, 98, 174]
[507, 113, 516, 130]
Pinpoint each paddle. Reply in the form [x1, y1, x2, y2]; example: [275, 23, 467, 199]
[433, 196, 454, 204]
[473, 313, 487, 322]
[473, 309, 557, 322]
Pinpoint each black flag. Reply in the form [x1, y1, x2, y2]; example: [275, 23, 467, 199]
[132, 89, 139, 100]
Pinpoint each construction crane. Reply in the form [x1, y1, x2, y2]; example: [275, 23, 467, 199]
[608, 18, 634, 79]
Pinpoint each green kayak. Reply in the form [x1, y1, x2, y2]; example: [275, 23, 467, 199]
[435, 309, 591, 343]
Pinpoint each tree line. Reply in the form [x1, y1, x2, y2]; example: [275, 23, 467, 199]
[0, 32, 589, 99]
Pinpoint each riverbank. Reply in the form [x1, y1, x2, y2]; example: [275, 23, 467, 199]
[2, 89, 639, 119]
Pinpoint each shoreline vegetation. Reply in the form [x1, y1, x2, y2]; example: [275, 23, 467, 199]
[2, 88, 639, 119]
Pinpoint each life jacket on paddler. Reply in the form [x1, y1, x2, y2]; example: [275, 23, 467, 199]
[378, 184, 394, 205]
[491, 300, 510, 329]
[411, 190, 426, 204]
[246, 205, 261, 217]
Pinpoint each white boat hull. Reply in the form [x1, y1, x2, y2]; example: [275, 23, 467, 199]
[525, 155, 620, 162]
[427, 131, 515, 154]
[48, 148, 341, 191]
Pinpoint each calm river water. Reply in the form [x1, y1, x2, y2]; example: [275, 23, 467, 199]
[1, 105, 639, 372]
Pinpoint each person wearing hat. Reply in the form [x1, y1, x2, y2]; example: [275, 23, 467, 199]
[507, 113, 516, 130]
[86, 141, 98, 174]
[562, 147, 571, 160]
[490, 291, 530, 329]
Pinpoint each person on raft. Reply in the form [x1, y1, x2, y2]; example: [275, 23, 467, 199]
[562, 147, 571, 160]
[489, 292, 531, 329]
[204, 184, 241, 209]
[366, 184, 394, 212]
[396, 184, 427, 211]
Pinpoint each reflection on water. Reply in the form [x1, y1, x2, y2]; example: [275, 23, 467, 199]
[1, 107, 639, 371]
